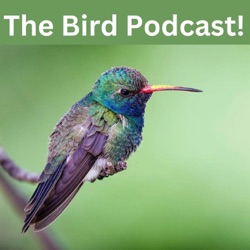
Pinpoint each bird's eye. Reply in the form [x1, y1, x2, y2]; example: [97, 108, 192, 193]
[120, 89, 130, 96]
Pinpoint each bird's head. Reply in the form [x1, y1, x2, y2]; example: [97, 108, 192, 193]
[92, 66, 202, 117]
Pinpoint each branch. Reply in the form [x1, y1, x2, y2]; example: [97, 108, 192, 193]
[0, 147, 39, 183]
[0, 147, 63, 249]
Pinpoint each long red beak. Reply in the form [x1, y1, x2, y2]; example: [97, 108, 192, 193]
[140, 84, 202, 94]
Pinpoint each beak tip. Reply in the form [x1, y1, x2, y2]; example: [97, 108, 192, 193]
[194, 89, 203, 93]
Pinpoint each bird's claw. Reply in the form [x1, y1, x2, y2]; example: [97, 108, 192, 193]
[114, 161, 127, 172]
[98, 161, 127, 180]
[105, 161, 127, 175]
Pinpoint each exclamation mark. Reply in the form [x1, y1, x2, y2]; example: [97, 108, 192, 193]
[238, 15, 243, 36]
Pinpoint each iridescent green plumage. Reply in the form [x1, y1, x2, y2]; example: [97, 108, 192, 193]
[22, 66, 201, 232]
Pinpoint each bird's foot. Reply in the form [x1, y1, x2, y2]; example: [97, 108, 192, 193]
[98, 161, 127, 180]
[106, 161, 127, 175]
[114, 161, 127, 172]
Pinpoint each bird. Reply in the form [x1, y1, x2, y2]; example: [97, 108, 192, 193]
[22, 66, 202, 232]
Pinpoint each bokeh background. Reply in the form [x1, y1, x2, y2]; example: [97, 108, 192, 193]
[0, 45, 250, 249]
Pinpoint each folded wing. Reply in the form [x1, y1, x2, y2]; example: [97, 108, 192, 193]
[22, 123, 107, 232]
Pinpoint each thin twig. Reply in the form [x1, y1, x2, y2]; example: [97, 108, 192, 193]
[0, 147, 40, 183]
[0, 147, 63, 249]
[0, 172, 62, 250]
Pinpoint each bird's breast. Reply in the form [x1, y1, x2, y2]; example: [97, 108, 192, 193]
[104, 119, 142, 163]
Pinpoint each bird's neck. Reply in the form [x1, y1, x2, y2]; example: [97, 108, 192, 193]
[79, 92, 145, 131]
[125, 115, 144, 132]
[79, 92, 95, 105]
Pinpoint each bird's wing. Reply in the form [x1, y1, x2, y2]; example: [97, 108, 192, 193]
[22, 103, 110, 232]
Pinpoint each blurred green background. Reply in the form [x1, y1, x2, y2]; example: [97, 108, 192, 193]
[0, 45, 250, 249]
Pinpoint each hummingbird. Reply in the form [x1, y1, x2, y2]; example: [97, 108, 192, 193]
[22, 66, 202, 232]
